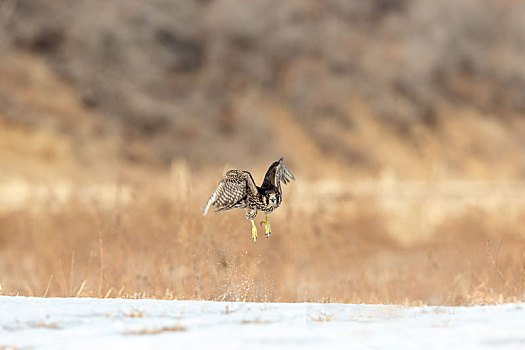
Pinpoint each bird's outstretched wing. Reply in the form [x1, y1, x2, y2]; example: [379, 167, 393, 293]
[261, 157, 295, 190]
[202, 170, 258, 216]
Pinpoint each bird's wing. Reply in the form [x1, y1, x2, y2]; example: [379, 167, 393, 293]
[261, 157, 295, 190]
[202, 170, 258, 216]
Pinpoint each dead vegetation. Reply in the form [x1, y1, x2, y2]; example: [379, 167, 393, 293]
[33, 322, 60, 329]
[311, 313, 335, 322]
[0, 171, 524, 306]
[125, 325, 186, 335]
[124, 311, 146, 318]
[240, 319, 272, 325]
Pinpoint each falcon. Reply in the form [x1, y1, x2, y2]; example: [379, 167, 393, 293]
[202, 158, 295, 243]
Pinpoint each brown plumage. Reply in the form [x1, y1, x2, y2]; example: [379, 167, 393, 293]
[202, 158, 295, 243]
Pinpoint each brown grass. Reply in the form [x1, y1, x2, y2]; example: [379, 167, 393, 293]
[0, 169, 524, 306]
[240, 319, 272, 325]
[125, 325, 186, 335]
[124, 311, 147, 318]
[311, 313, 335, 322]
[33, 322, 60, 329]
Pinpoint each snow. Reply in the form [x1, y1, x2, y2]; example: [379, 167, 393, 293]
[1, 296, 524, 349]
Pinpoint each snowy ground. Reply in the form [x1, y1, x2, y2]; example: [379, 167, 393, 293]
[0, 296, 524, 349]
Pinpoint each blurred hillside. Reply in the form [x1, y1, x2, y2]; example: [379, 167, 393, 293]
[1, 0, 525, 179]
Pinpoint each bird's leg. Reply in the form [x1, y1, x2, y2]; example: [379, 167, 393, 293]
[259, 215, 271, 238]
[250, 219, 258, 243]
[265, 215, 271, 238]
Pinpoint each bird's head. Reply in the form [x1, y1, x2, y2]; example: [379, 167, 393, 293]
[264, 190, 278, 207]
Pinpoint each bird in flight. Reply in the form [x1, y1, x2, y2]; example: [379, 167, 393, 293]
[202, 158, 295, 243]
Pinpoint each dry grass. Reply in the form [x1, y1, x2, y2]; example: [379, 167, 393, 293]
[125, 325, 186, 335]
[240, 319, 272, 325]
[0, 168, 524, 306]
[311, 313, 335, 322]
[33, 322, 60, 330]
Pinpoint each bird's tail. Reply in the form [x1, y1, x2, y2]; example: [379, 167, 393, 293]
[202, 194, 215, 216]
[202, 183, 223, 216]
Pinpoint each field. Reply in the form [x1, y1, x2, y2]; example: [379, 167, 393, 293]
[1, 171, 525, 305]
[1, 296, 524, 349]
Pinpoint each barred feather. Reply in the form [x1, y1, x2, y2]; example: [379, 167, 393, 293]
[202, 158, 294, 218]
[202, 170, 257, 215]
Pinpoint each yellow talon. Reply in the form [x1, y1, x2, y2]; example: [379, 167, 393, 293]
[262, 215, 271, 238]
[251, 220, 258, 243]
